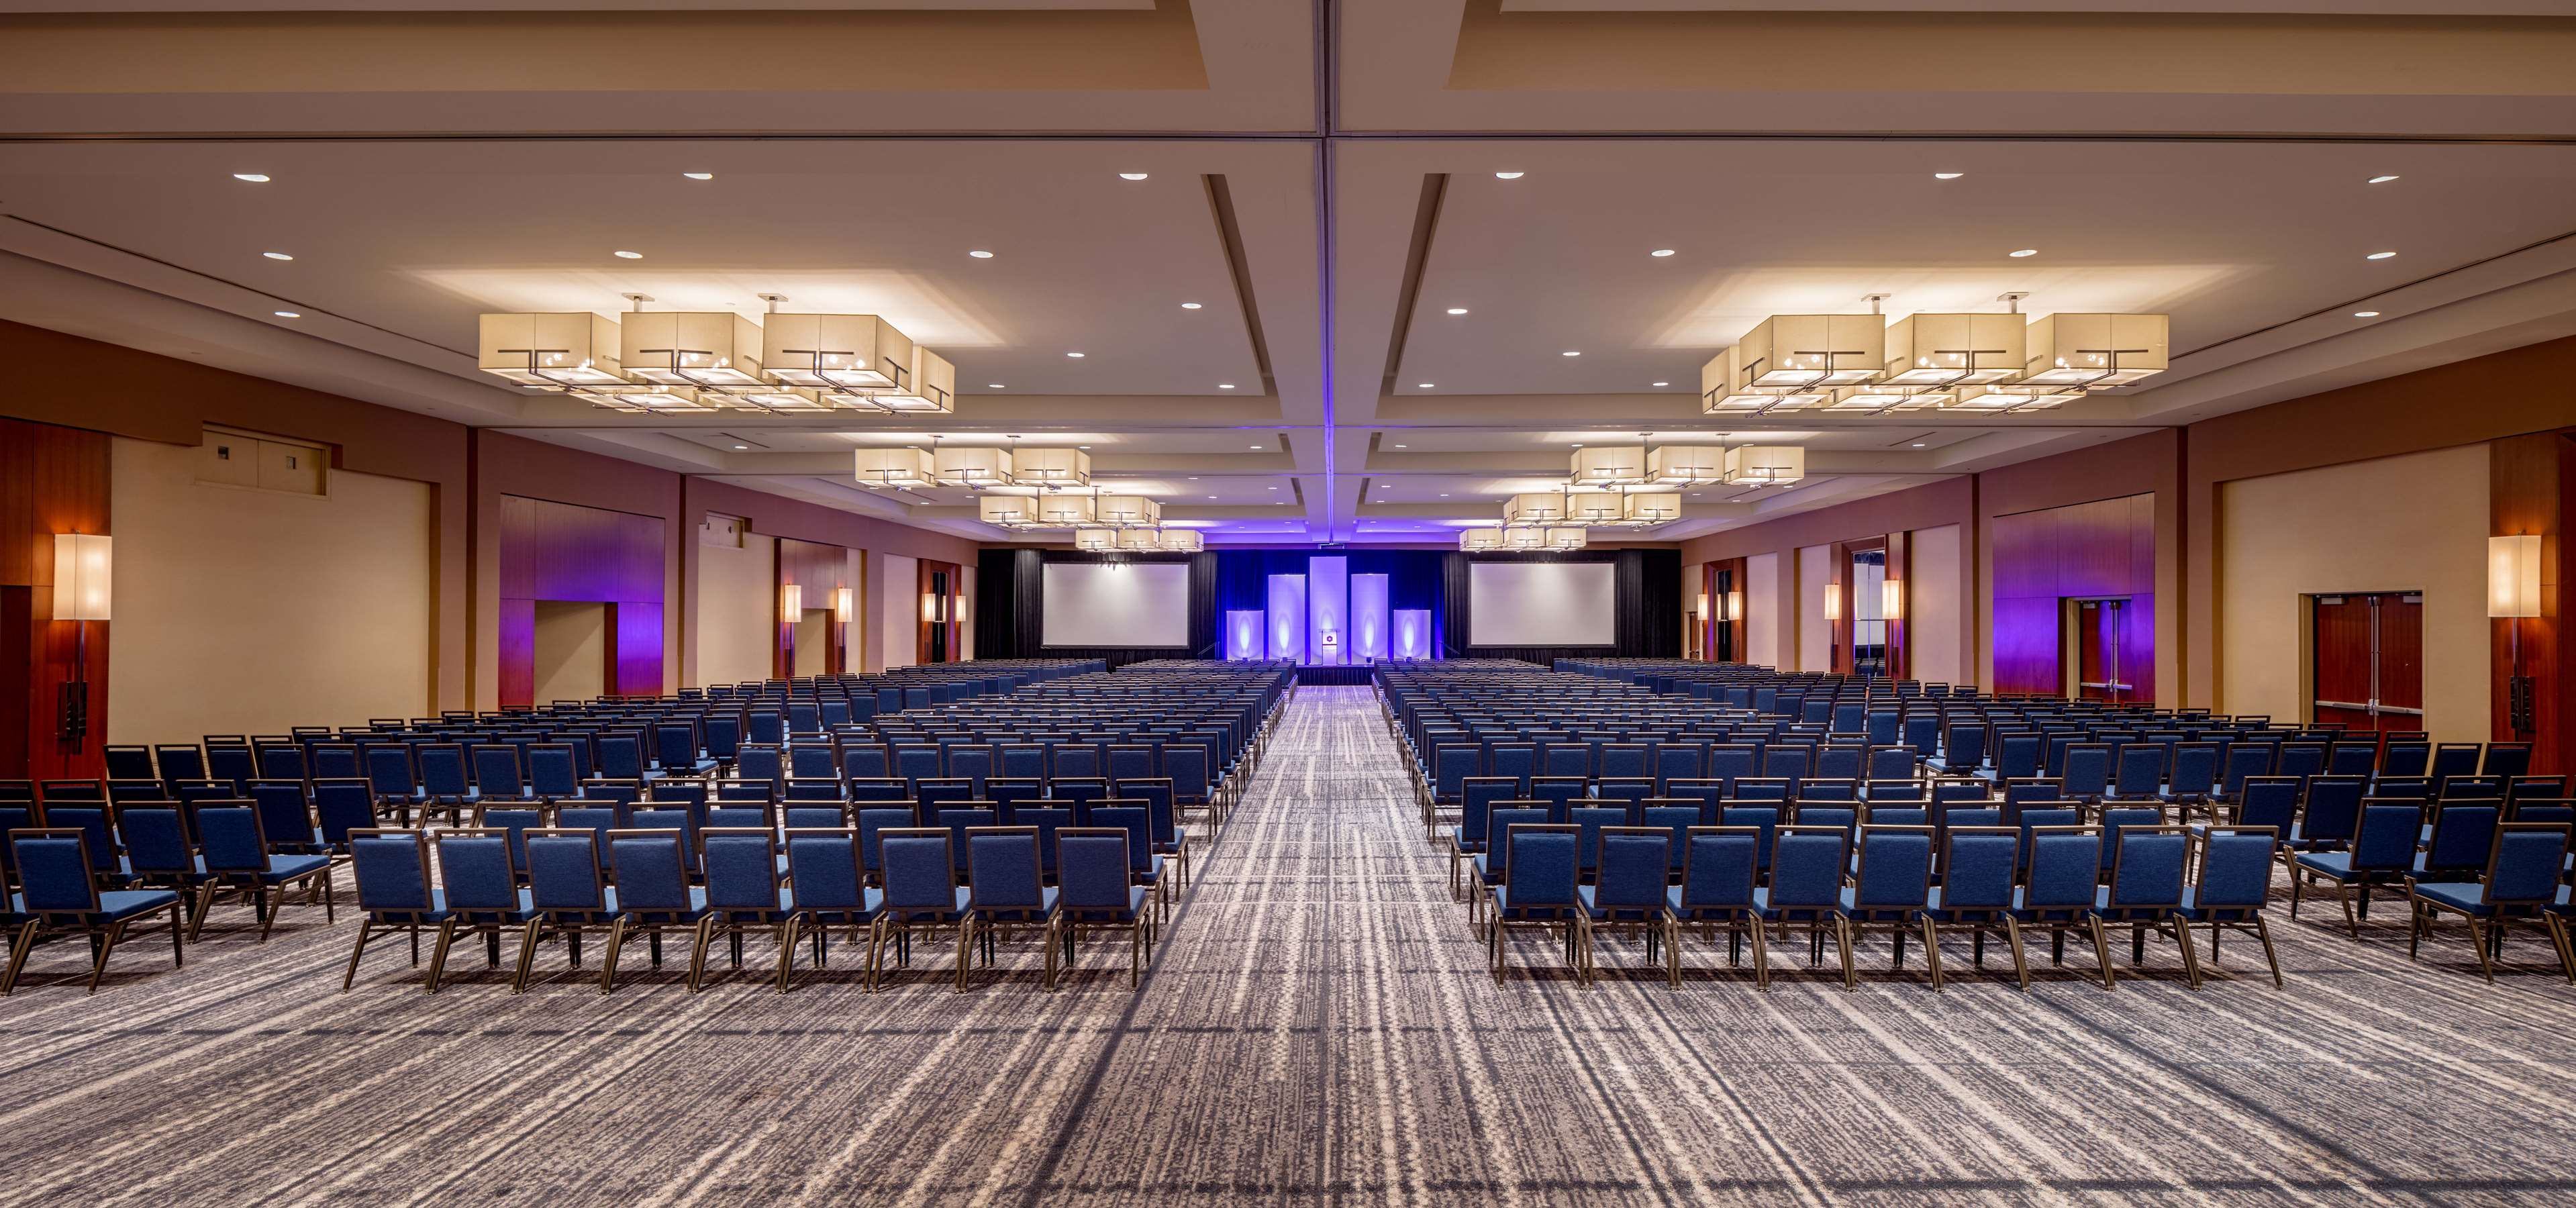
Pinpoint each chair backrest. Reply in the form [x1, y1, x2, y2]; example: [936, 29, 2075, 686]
[432, 829, 523, 912]
[965, 827, 1046, 911]
[348, 829, 436, 913]
[2112, 744, 2165, 794]
[1592, 826, 1670, 911]
[195, 805, 273, 876]
[782, 827, 870, 911]
[1765, 826, 1849, 911]
[11, 829, 103, 914]
[471, 745, 525, 796]
[1852, 825, 1935, 909]
[2021, 826, 2102, 911]
[2103, 826, 2189, 910]
[1482, 807, 1548, 878]
[2191, 827, 2277, 912]
[1057, 827, 1134, 914]
[2299, 776, 2368, 846]
[115, 803, 193, 877]
[2233, 776, 2301, 833]
[311, 779, 378, 848]
[2061, 744, 2112, 795]
[2349, 802, 2423, 872]
[526, 829, 610, 912]
[1935, 827, 2018, 911]
[2483, 823, 2573, 907]
[879, 828, 958, 913]
[1676, 826, 1759, 911]
[1499, 823, 1579, 909]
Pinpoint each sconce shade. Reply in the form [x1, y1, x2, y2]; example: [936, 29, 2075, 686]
[52, 534, 111, 621]
[2490, 534, 2542, 618]
[834, 587, 854, 623]
[1882, 578, 1903, 620]
[1823, 583, 1841, 621]
[779, 583, 803, 624]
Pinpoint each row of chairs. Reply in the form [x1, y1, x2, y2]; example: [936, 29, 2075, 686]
[345, 824, 1161, 993]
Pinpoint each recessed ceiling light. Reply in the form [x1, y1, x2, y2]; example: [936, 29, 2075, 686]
[683, 172, 714, 181]
[1066, 351, 1085, 358]
[1571, 442, 1584, 448]
[232, 173, 270, 183]
[1934, 172, 1964, 180]
[987, 383, 1005, 389]
[2368, 174, 2400, 184]
[2367, 250, 2396, 260]
[2352, 311, 2380, 318]
[272, 310, 299, 319]
[1392, 444, 1407, 448]
[1494, 171, 1524, 180]
[262, 251, 294, 260]
[1119, 172, 1149, 181]
[1439, 493, 1450, 497]
[1911, 442, 1926, 448]
[1269, 486, 1279, 490]
[613, 250, 642, 259]
[1650, 249, 1675, 258]
[1249, 444, 1262, 449]
[1207, 495, 1218, 499]
[1078, 445, 1091, 450]
[969, 250, 995, 258]
[1181, 302, 1203, 309]
[2008, 248, 2038, 258]
[732, 444, 749, 450]
[1189, 476, 1200, 481]
[1219, 383, 1236, 389]
[1561, 350, 1581, 356]
[1446, 307, 1468, 315]
[1652, 381, 1669, 387]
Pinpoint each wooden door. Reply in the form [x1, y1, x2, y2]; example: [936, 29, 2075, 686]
[2075, 599, 2130, 701]
[2312, 593, 2424, 732]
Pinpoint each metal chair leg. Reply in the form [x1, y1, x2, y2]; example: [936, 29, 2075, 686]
[84, 921, 125, 994]
[426, 919, 460, 993]
[2252, 915, 2284, 988]
[2003, 916, 2030, 991]
[341, 920, 375, 992]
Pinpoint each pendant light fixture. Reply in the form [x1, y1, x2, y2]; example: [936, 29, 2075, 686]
[1459, 527, 1505, 552]
[853, 446, 936, 490]
[1503, 492, 1569, 525]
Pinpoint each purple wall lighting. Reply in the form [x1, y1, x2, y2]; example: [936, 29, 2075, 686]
[1393, 609, 1432, 659]
[1350, 573, 1390, 662]
[1265, 574, 1308, 662]
[1226, 609, 1266, 661]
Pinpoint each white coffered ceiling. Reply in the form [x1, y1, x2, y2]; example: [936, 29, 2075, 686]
[2, 0, 2573, 545]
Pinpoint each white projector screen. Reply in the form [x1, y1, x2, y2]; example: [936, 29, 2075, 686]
[1042, 562, 1191, 647]
[1469, 561, 1616, 646]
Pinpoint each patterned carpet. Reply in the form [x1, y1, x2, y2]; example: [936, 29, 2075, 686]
[7, 685, 2576, 1204]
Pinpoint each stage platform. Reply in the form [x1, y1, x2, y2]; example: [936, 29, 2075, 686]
[1293, 664, 1377, 686]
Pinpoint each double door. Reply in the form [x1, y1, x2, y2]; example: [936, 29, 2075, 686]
[2074, 598, 2136, 703]
[2312, 593, 2422, 732]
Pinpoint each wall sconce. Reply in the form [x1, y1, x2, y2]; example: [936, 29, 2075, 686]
[1696, 593, 1711, 619]
[1727, 590, 1742, 619]
[779, 582, 802, 624]
[2492, 534, 2542, 736]
[1882, 578, 1903, 621]
[52, 532, 109, 745]
[924, 593, 944, 623]
[1823, 583, 1841, 621]
[834, 587, 853, 624]
[53, 533, 112, 621]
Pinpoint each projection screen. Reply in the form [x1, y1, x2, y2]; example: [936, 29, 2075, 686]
[1042, 562, 1191, 647]
[1469, 561, 1616, 646]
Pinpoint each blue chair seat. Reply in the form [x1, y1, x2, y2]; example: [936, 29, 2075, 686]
[1449, 828, 1487, 854]
[2010, 888, 2088, 920]
[1575, 885, 1661, 921]
[451, 889, 538, 923]
[1471, 853, 1504, 886]
[2422, 883, 2573, 917]
[801, 887, 887, 925]
[1066, 887, 1150, 923]
[2291, 851, 2397, 883]
[979, 887, 1060, 921]
[1135, 854, 1167, 885]
[14, 888, 181, 922]
[246, 854, 334, 885]
[1489, 887, 1575, 919]
[1666, 887, 1755, 920]
[1922, 887, 2005, 919]
[627, 887, 711, 922]
[2175, 887, 2257, 922]
[544, 886, 624, 921]
[889, 887, 971, 922]
[1836, 887, 1922, 919]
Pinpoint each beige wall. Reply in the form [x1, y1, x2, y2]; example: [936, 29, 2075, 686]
[2218, 444, 2491, 742]
[107, 436, 432, 742]
[1795, 543, 1832, 672]
[530, 601, 605, 703]
[879, 552, 919, 669]
[1910, 523, 1964, 687]
[695, 531, 775, 687]
[1744, 551, 1781, 668]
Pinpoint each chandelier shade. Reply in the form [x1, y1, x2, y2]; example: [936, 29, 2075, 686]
[1701, 344, 1826, 413]
[1503, 492, 1569, 524]
[1544, 527, 1587, 550]
[1013, 448, 1092, 487]
[1738, 313, 1886, 388]
[479, 312, 628, 388]
[1622, 492, 1683, 524]
[619, 311, 765, 387]
[1116, 527, 1162, 551]
[1157, 528, 1205, 553]
[934, 446, 1013, 487]
[1035, 493, 1096, 526]
[1881, 312, 2028, 385]
[1724, 445, 1805, 485]
[1073, 527, 1117, 551]
[1564, 492, 1626, 525]
[758, 313, 910, 391]
[1458, 527, 1505, 552]
[852, 446, 936, 489]
[979, 495, 1040, 527]
[1569, 445, 1647, 486]
[1092, 495, 1161, 528]
[2022, 313, 2170, 386]
[1646, 446, 1727, 485]
[1501, 525, 1548, 550]
[875, 348, 955, 413]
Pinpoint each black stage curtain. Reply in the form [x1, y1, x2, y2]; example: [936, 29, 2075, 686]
[973, 548, 1044, 659]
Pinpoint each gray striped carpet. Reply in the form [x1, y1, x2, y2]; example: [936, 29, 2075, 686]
[6, 685, 2576, 1205]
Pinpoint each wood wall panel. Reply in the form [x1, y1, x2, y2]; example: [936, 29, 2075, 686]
[1991, 491, 2155, 701]
[0, 418, 112, 778]
[495, 494, 665, 707]
[2491, 431, 2570, 772]
[775, 536, 853, 676]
